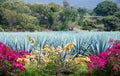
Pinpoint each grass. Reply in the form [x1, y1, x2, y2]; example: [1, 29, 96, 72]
[18, 64, 88, 76]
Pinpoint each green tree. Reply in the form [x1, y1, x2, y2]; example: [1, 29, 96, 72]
[59, 7, 78, 30]
[0, 7, 17, 27]
[114, 10, 120, 19]
[2, 0, 31, 14]
[94, 1, 118, 16]
[102, 16, 120, 31]
[77, 8, 87, 15]
[0, 0, 8, 5]
[15, 14, 39, 31]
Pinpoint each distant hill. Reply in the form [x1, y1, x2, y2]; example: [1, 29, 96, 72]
[26, 0, 120, 9]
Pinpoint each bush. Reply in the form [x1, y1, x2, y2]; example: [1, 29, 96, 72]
[0, 42, 29, 76]
[25, 36, 90, 76]
[87, 39, 120, 76]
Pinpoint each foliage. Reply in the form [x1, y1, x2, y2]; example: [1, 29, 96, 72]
[0, 0, 119, 31]
[0, 0, 90, 31]
[25, 36, 90, 76]
[102, 16, 120, 31]
[0, 25, 3, 31]
[114, 10, 120, 19]
[94, 1, 118, 16]
[1, 32, 120, 55]
[87, 39, 120, 76]
[18, 64, 51, 76]
[0, 42, 28, 76]
[77, 8, 87, 15]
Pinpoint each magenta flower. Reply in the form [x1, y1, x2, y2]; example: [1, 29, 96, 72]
[109, 39, 114, 45]
[112, 66, 119, 71]
[0, 41, 27, 75]
[7, 55, 16, 61]
[13, 62, 26, 71]
[98, 51, 108, 60]
[87, 39, 120, 75]
[18, 50, 29, 55]
[88, 62, 93, 68]
[0, 55, 4, 59]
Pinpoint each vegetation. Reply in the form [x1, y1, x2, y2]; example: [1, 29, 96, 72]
[0, 0, 84, 31]
[87, 40, 120, 76]
[94, 1, 120, 31]
[1, 36, 120, 76]
[1, 32, 120, 55]
[94, 1, 118, 16]
[1, 0, 119, 31]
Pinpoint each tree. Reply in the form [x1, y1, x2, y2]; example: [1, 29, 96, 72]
[94, 1, 118, 16]
[15, 14, 40, 31]
[2, 0, 31, 14]
[102, 16, 120, 31]
[114, 10, 120, 19]
[0, 7, 17, 27]
[77, 8, 87, 15]
[0, 0, 8, 5]
[59, 7, 78, 30]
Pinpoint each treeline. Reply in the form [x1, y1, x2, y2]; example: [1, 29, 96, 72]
[0, 0, 120, 31]
[94, 0, 120, 31]
[0, 0, 88, 31]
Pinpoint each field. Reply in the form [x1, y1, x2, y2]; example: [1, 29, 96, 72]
[0, 31, 120, 55]
[0, 31, 120, 76]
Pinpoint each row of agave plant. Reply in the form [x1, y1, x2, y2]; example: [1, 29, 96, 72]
[0, 36, 120, 76]
[1, 32, 120, 55]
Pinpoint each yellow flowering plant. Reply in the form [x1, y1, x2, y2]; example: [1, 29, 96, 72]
[26, 36, 90, 75]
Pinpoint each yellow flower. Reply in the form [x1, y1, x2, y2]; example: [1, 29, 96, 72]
[74, 57, 84, 65]
[32, 50, 39, 55]
[41, 57, 50, 63]
[44, 44, 49, 48]
[16, 58, 23, 63]
[43, 44, 51, 52]
[23, 58, 30, 64]
[31, 59, 38, 65]
[65, 59, 72, 62]
[51, 48, 55, 53]
[44, 58, 50, 63]
[30, 55, 36, 59]
[84, 57, 90, 62]
[40, 54, 50, 63]
[23, 55, 30, 58]
[55, 46, 63, 54]
[43, 48, 51, 52]
[27, 36, 35, 45]
[69, 55, 74, 59]
[64, 42, 76, 51]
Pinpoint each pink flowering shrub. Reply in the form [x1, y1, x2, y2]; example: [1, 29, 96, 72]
[87, 40, 120, 76]
[0, 42, 29, 76]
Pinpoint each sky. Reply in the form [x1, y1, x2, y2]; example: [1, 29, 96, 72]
[25, 0, 119, 9]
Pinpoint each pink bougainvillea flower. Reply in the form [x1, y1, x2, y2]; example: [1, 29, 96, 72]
[0, 55, 4, 59]
[0, 41, 27, 74]
[87, 39, 120, 75]
[97, 58, 106, 68]
[98, 51, 108, 60]
[18, 50, 29, 55]
[7, 55, 16, 61]
[109, 39, 114, 44]
[112, 66, 119, 71]
[88, 62, 93, 68]
[13, 62, 26, 71]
